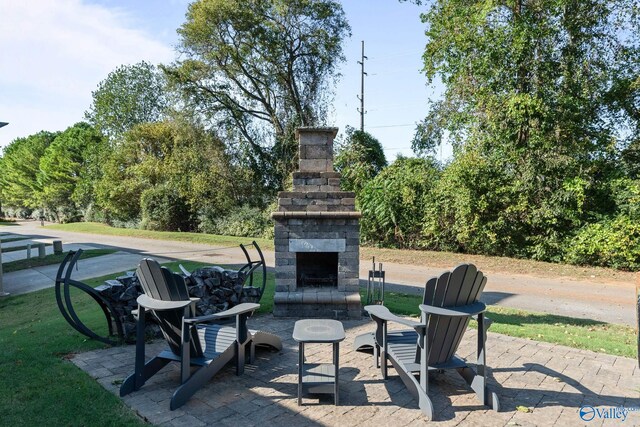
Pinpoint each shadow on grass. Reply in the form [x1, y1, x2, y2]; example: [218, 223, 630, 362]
[3, 249, 117, 273]
[486, 310, 607, 328]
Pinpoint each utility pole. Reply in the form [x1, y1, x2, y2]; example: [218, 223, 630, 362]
[357, 40, 367, 131]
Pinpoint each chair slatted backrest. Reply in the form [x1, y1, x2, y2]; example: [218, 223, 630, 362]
[419, 264, 487, 366]
[137, 259, 203, 357]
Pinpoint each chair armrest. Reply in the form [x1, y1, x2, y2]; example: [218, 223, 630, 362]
[137, 294, 200, 311]
[184, 303, 260, 324]
[419, 301, 486, 317]
[365, 305, 421, 329]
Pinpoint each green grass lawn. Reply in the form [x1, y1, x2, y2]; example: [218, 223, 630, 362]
[2, 249, 117, 273]
[0, 289, 144, 426]
[378, 290, 637, 358]
[48, 221, 273, 250]
[0, 237, 30, 244]
[0, 220, 18, 226]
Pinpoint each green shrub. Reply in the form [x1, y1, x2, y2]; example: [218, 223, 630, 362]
[82, 203, 108, 223]
[2, 206, 32, 219]
[334, 127, 387, 195]
[140, 185, 195, 231]
[199, 204, 273, 239]
[421, 148, 526, 256]
[359, 157, 440, 248]
[564, 215, 640, 270]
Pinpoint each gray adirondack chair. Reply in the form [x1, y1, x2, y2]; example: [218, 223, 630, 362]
[120, 258, 282, 410]
[354, 264, 499, 420]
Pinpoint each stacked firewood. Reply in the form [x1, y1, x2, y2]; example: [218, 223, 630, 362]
[95, 266, 262, 342]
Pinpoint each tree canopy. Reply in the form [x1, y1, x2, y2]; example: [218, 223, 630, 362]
[334, 126, 387, 194]
[0, 131, 58, 210]
[165, 0, 350, 189]
[85, 61, 168, 140]
[410, 0, 640, 260]
[38, 122, 105, 221]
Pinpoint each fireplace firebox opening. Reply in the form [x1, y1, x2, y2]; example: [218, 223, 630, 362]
[296, 252, 338, 288]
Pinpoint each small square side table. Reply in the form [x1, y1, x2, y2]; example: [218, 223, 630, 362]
[292, 319, 345, 405]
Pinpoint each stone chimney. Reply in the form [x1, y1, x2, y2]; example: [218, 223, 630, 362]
[271, 127, 361, 319]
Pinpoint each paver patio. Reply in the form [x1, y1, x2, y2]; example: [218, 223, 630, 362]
[72, 315, 640, 426]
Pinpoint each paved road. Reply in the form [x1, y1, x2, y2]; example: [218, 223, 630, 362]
[2, 220, 637, 326]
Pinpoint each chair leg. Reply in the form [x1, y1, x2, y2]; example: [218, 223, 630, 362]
[456, 367, 499, 411]
[388, 356, 434, 420]
[120, 305, 171, 396]
[381, 323, 388, 379]
[249, 340, 256, 364]
[374, 343, 378, 367]
[120, 356, 170, 396]
[170, 346, 235, 410]
[235, 313, 249, 375]
[456, 313, 499, 411]
[236, 340, 246, 375]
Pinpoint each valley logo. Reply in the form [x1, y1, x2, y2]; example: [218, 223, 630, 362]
[579, 405, 638, 422]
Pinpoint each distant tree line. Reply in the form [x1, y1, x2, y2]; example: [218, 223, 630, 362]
[0, 0, 349, 238]
[1, 0, 638, 270]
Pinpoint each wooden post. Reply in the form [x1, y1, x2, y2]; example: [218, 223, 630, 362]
[53, 240, 63, 254]
[37, 243, 46, 259]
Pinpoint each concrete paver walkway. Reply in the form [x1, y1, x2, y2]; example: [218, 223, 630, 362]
[73, 316, 640, 426]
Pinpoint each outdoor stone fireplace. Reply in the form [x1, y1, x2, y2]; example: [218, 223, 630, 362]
[272, 127, 362, 319]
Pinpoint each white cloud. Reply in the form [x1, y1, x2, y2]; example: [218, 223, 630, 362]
[0, 0, 175, 148]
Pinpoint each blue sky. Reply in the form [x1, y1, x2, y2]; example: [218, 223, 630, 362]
[0, 0, 449, 160]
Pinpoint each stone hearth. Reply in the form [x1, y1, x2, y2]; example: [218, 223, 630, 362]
[272, 127, 362, 319]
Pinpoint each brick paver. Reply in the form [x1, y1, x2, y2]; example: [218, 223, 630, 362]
[72, 316, 640, 426]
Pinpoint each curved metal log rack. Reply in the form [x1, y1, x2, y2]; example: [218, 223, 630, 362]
[55, 249, 124, 345]
[238, 241, 267, 302]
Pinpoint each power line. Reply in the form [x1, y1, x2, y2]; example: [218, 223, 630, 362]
[367, 123, 416, 129]
[368, 50, 424, 61]
[382, 147, 413, 151]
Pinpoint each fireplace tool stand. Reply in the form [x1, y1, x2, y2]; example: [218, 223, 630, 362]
[365, 257, 385, 305]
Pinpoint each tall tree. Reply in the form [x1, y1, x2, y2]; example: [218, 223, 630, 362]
[411, 0, 640, 259]
[37, 122, 105, 221]
[85, 61, 168, 140]
[165, 0, 350, 190]
[94, 117, 243, 225]
[0, 131, 58, 210]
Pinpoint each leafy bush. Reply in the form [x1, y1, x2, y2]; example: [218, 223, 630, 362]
[140, 185, 195, 231]
[82, 203, 107, 223]
[564, 215, 640, 270]
[199, 204, 273, 239]
[1, 206, 32, 219]
[359, 157, 440, 248]
[421, 148, 526, 255]
[334, 126, 387, 194]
